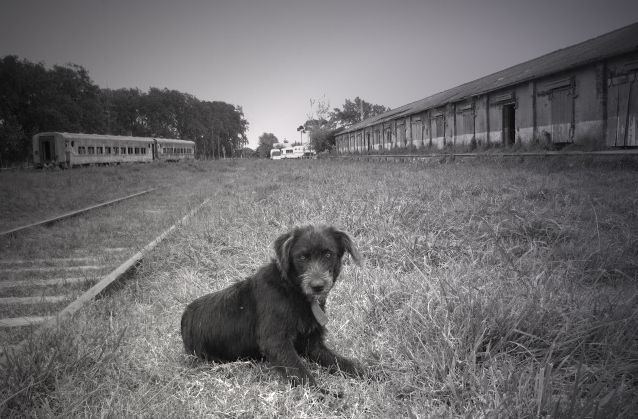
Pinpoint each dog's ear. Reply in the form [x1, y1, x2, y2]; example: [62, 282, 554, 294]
[331, 229, 362, 266]
[273, 230, 295, 276]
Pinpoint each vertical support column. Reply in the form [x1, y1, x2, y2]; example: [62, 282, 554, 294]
[599, 61, 608, 145]
[531, 80, 537, 141]
[485, 94, 492, 144]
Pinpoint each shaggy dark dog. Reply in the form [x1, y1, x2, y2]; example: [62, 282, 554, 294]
[180, 225, 367, 393]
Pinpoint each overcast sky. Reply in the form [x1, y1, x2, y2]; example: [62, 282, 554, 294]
[1, 0, 637, 148]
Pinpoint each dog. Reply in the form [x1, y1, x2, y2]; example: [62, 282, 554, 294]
[181, 225, 367, 394]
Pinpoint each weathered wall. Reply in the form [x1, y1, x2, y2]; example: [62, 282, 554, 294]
[606, 52, 638, 146]
[335, 52, 638, 153]
[474, 96, 488, 146]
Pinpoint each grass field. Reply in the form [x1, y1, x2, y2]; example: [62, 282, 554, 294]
[1, 158, 637, 417]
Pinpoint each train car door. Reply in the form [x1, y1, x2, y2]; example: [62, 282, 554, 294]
[39, 135, 55, 164]
[151, 139, 158, 160]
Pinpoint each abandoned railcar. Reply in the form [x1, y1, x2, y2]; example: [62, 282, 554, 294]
[32, 132, 195, 168]
[336, 22, 638, 153]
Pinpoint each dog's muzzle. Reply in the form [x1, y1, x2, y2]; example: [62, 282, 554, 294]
[300, 262, 333, 303]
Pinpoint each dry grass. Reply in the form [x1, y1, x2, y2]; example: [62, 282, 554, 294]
[1, 158, 637, 417]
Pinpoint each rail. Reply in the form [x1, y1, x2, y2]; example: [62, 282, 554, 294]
[0, 188, 156, 237]
[335, 149, 638, 161]
[0, 197, 211, 364]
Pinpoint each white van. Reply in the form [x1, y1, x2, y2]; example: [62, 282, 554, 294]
[281, 147, 296, 159]
[270, 148, 282, 160]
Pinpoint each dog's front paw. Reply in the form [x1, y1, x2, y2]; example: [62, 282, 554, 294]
[317, 387, 344, 399]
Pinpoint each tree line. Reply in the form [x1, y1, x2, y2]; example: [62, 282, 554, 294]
[256, 96, 391, 158]
[0, 55, 249, 164]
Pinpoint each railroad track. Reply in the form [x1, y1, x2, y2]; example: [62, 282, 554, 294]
[0, 249, 125, 328]
[336, 149, 638, 162]
[0, 188, 156, 237]
[0, 188, 210, 361]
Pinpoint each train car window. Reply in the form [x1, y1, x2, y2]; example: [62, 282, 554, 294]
[97, 147, 103, 154]
[78, 146, 86, 154]
[105, 147, 111, 154]
[134, 147, 140, 154]
[141, 148, 146, 154]
[88, 146, 95, 154]
[71, 141, 75, 147]
[113, 147, 119, 155]
[128, 147, 133, 154]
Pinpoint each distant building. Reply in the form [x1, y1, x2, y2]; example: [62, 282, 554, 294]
[336, 22, 638, 153]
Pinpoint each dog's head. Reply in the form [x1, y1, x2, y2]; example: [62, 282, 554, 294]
[274, 225, 361, 303]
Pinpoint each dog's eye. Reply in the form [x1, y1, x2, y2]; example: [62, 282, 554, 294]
[298, 255, 307, 261]
[324, 252, 333, 258]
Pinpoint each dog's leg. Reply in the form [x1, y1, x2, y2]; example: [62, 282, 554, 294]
[259, 337, 317, 387]
[304, 338, 367, 378]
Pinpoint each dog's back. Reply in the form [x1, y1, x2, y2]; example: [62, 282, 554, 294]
[181, 279, 260, 361]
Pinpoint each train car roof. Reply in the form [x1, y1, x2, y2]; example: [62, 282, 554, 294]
[35, 132, 194, 145]
[154, 138, 196, 145]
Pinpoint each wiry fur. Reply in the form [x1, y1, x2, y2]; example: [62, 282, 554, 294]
[180, 225, 366, 394]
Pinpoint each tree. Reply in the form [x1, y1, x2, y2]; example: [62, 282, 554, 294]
[303, 96, 337, 152]
[0, 55, 249, 162]
[296, 125, 306, 145]
[256, 132, 279, 158]
[330, 97, 390, 128]
[0, 56, 106, 163]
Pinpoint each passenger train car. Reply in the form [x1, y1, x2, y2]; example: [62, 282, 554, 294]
[32, 132, 195, 168]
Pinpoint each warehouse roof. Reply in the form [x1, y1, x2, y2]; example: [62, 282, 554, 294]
[339, 21, 638, 134]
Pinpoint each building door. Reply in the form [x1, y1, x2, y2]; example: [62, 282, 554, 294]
[550, 88, 574, 143]
[607, 75, 637, 146]
[411, 119, 423, 148]
[462, 110, 475, 145]
[502, 104, 516, 146]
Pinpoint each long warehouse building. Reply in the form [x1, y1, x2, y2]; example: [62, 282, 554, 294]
[336, 22, 638, 153]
